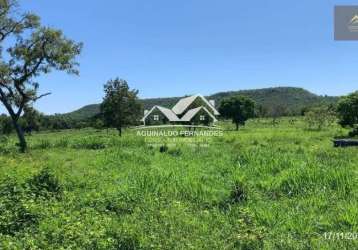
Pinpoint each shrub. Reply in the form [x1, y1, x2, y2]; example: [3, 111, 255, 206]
[0, 136, 13, 154]
[26, 168, 63, 199]
[304, 106, 336, 130]
[220, 181, 248, 210]
[107, 228, 140, 250]
[229, 181, 247, 204]
[0, 179, 38, 235]
[348, 127, 358, 137]
[90, 193, 138, 216]
[159, 144, 168, 153]
[0, 135, 9, 144]
[337, 91, 358, 135]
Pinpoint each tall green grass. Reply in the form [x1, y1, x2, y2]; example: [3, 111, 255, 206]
[0, 118, 357, 249]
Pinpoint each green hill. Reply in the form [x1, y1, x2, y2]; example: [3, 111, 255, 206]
[62, 87, 339, 120]
[60, 104, 101, 121]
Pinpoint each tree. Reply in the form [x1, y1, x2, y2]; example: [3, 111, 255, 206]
[337, 91, 358, 136]
[0, 114, 13, 134]
[0, 0, 82, 152]
[269, 105, 287, 125]
[20, 106, 42, 134]
[92, 118, 104, 130]
[256, 105, 268, 118]
[100, 78, 142, 136]
[219, 95, 255, 130]
[304, 106, 336, 130]
[48, 115, 72, 131]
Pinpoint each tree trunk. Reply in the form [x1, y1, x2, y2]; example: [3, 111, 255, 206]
[12, 119, 27, 152]
[0, 96, 27, 152]
[118, 127, 122, 136]
[235, 123, 239, 131]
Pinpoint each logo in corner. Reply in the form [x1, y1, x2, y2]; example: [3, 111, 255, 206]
[348, 14, 358, 32]
[350, 14, 358, 24]
[334, 6, 358, 40]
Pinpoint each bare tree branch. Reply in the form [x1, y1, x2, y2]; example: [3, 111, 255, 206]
[33, 92, 51, 101]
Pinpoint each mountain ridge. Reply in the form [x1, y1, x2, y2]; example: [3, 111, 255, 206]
[61, 87, 339, 120]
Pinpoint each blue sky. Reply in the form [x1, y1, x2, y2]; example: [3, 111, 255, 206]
[6, 0, 358, 114]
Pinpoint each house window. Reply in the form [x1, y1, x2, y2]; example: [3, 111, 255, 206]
[199, 115, 205, 121]
[153, 115, 159, 121]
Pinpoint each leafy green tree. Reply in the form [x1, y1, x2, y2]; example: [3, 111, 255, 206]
[304, 106, 336, 130]
[48, 115, 72, 131]
[219, 95, 255, 130]
[0, 0, 82, 152]
[0, 114, 13, 134]
[256, 105, 268, 118]
[20, 106, 42, 134]
[269, 105, 287, 125]
[93, 118, 104, 130]
[337, 91, 358, 136]
[101, 78, 142, 136]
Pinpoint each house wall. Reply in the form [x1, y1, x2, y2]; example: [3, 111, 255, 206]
[144, 108, 170, 125]
[187, 109, 214, 125]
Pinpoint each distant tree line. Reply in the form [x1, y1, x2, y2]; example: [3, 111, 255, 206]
[0, 78, 143, 136]
[2, 90, 357, 138]
[0, 111, 97, 135]
[1, 75, 357, 141]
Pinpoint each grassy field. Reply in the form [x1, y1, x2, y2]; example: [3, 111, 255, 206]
[0, 118, 357, 249]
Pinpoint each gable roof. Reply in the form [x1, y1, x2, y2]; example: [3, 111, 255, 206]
[172, 94, 219, 116]
[171, 95, 197, 115]
[142, 105, 180, 122]
[157, 106, 181, 121]
[180, 106, 218, 122]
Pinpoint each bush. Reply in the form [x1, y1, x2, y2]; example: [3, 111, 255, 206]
[107, 227, 140, 250]
[0, 135, 12, 154]
[337, 91, 358, 135]
[0, 135, 9, 144]
[219, 181, 248, 210]
[348, 127, 358, 137]
[0, 179, 38, 235]
[304, 106, 336, 130]
[229, 181, 247, 204]
[89, 193, 138, 216]
[26, 168, 63, 199]
[0, 168, 63, 236]
[159, 144, 168, 153]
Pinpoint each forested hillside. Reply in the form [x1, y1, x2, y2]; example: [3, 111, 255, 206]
[62, 87, 338, 120]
